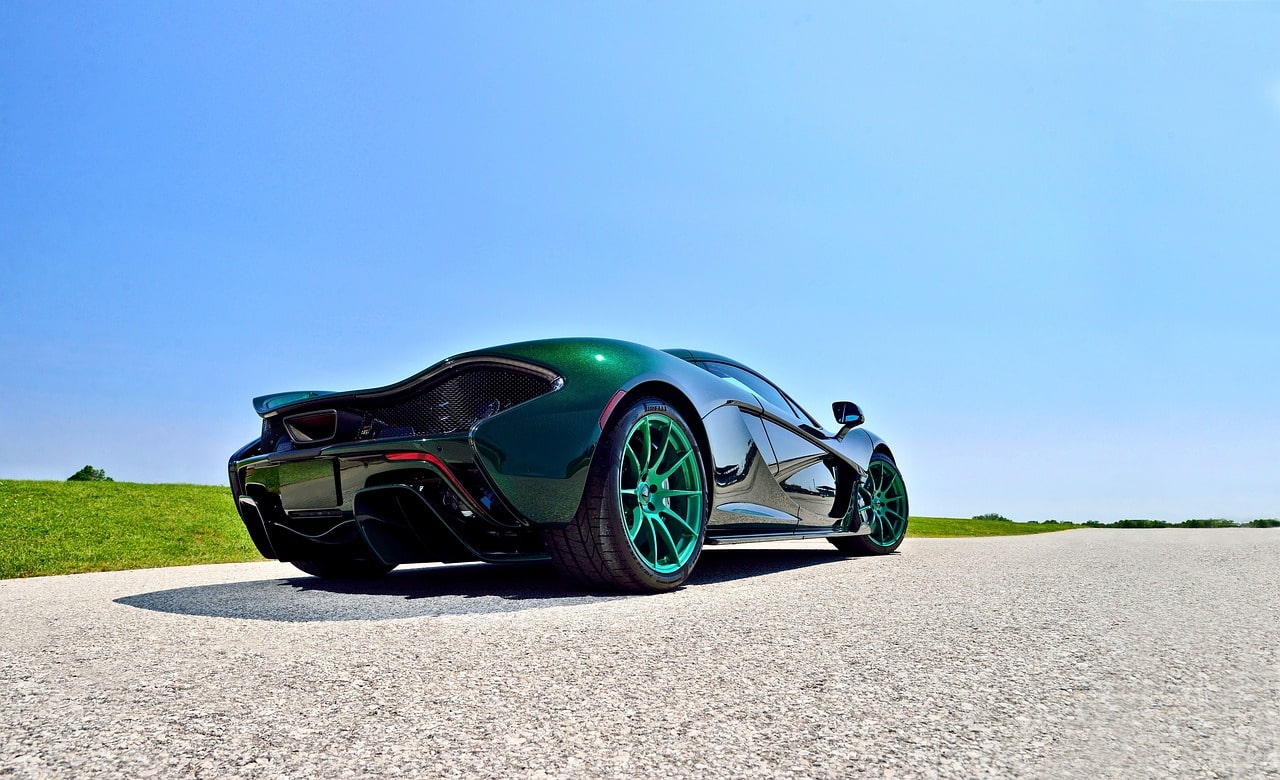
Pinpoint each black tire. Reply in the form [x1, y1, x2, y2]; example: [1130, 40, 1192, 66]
[830, 452, 909, 556]
[289, 559, 397, 579]
[544, 397, 709, 593]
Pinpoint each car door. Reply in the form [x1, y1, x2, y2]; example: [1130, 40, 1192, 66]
[697, 362, 845, 532]
[698, 403, 798, 534]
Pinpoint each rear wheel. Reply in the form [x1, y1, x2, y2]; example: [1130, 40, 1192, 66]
[830, 453, 909, 555]
[544, 397, 708, 592]
[289, 559, 396, 579]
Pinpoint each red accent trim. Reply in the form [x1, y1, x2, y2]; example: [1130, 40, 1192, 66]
[385, 452, 439, 462]
[383, 452, 481, 508]
[600, 389, 627, 429]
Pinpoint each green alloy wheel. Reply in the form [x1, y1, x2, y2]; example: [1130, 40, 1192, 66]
[545, 397, 708, 592]
[830, 453, 909, 556]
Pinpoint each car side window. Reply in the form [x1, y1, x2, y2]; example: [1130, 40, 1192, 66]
[699, 362, 804, 421]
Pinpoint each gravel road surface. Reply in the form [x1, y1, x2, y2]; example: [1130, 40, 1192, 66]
[2, 529, 1277, 779]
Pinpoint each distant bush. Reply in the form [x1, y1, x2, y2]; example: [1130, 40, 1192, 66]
[1246, 518, 1280, 528]
[1112, 519, 1171, 528]
[972, 513, 1011, 522]
[1085, 518, 1254, 529]
[67, 465, 112, 482]
[1178, 518, 1238, 528]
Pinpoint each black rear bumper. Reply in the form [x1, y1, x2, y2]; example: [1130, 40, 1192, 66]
[229, 438, 548, 567]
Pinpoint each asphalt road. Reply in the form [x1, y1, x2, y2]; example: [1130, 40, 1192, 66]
[1, 529, 1277, 779]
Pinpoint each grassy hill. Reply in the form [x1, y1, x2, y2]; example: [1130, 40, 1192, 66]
[908, 515, 1082, 537]
[0, 480, 258, 579]
[0, 480, 1081, 579]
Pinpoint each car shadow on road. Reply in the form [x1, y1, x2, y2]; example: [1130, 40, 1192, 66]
[691, 546, 852, 584]
[114, 546, 852, 623]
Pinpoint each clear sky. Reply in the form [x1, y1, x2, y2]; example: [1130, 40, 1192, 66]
[2, 2, 1277, 522]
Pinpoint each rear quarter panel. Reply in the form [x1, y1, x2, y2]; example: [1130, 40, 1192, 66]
[466, 338, 748, 524]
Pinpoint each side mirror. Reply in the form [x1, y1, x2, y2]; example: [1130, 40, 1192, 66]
[832, 401, 864, 428]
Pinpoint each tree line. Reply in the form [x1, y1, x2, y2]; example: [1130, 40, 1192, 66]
[974, 513, 1278, 529]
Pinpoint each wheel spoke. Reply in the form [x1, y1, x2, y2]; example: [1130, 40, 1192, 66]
[652, 515, 679, 561]
[640, 418, 654, 471]
[651, 419, 673, 475]
[656, 450, 693, 482]
[659, 506, 697, 535]
[627, 507, 645, 540]
[624, 443, 642, 480]
[635, 513, 651, 550]
[654, 488, 701, 499]
[647, 515, 660, 565]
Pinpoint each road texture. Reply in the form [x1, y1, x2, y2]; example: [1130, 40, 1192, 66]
[1, 529, 1277, 779]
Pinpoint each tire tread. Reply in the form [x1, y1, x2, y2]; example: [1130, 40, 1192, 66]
[544, 398, 705, 593]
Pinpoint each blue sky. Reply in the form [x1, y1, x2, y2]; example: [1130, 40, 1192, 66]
[2, 2, 1277, 522]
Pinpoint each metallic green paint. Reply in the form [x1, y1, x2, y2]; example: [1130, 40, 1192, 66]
[237, 338, 739, 528]
[461, 338, 730, 525]
[619, 412, 704, 574]
[253, 389, 336, 414]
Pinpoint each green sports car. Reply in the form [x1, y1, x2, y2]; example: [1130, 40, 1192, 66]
[228, 338, 908, 592]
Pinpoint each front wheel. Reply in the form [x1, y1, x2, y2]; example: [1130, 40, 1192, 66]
[830, 453, 909, 556]
[544, 397, 708, 592]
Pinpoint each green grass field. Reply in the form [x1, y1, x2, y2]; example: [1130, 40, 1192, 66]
[907, 516, 1082, 537]
[0, 480, 1081, 579]
[0, 480, 259, 579]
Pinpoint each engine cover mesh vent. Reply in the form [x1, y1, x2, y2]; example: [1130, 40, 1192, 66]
[352, 365, 557, 440]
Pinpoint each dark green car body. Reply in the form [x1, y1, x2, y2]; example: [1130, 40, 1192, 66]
[228, 338, 905, 584]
